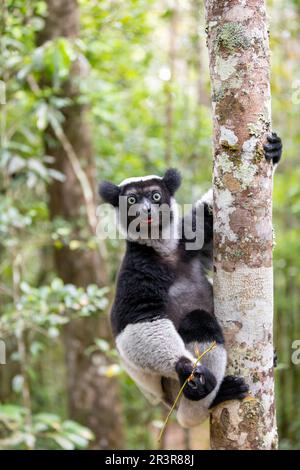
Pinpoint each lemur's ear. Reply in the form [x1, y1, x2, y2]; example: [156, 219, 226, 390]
[163, 168, 182, 195]
[99, 181, 121, 207]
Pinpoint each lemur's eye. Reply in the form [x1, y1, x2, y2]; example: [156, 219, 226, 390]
[127, 195, 136, 205]
[152, 192, 161, 202]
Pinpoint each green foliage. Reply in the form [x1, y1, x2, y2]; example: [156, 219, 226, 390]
[1, 0, 300, 450]
[0, 405, 94, 449]
[0, 279, 109, 337]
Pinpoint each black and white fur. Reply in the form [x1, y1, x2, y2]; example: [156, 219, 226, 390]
[99, 133, 282, 428]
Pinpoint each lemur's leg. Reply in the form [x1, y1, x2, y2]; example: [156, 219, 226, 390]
[115, 318, 197, 404]
[175, 310, 227, 427]
[177, 340, 227, 427]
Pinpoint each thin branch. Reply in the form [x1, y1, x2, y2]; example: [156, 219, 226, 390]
[158, 341, 217, 443]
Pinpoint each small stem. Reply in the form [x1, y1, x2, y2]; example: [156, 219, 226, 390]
[158, 341, 216, 443]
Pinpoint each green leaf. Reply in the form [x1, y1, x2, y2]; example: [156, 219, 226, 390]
[52, 435, 75, 450]
[36, 102, 48, 130]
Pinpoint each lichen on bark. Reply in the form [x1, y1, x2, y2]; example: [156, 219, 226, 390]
[205, 0, 278, 449]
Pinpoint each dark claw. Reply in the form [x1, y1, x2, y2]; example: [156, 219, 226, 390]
[264, 142, 282, 152]
[219, 375, 245, 389]
[264, 132, 282, 165]
[209, 375, 249, 409]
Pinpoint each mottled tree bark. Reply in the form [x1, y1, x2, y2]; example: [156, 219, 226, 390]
[204, 0, 277, 449]
[39, 0, 123, 449]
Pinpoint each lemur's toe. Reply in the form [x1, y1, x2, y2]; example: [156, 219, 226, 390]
[220, 375, 245, 389]
[209, 376, 249, 409]
[183, 365, 217, 401]
[175, 356, 194, 381]
[264, 133, 282, 164]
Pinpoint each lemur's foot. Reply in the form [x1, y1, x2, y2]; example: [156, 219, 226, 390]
[175, 357, 217, 401]
[264, 132, 282, 164]
[209, 375, 249, 409]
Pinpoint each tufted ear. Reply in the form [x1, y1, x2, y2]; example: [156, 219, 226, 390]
[163, 168, 182, 195]
[98, 181, 121, 207]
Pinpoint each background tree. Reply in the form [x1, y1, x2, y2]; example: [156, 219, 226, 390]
[36, 0, 123, 449]
[205, 0, 277, 449]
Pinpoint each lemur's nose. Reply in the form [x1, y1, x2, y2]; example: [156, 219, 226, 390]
[141, 199, 151, 214]
[142, 207, 151, 215]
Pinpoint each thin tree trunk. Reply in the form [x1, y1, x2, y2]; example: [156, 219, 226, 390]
[39, 0, 123, 449]
[204, 0, 277, 449]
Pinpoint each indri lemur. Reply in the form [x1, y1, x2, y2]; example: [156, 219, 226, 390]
[99, 133, 282, 427]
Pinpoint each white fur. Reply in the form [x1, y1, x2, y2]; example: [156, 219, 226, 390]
[141, 197, 180, 255]
[118, 175, 162, 187]
[196, 188, 213, 207]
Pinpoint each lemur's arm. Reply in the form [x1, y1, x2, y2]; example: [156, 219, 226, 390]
[180, 188, 213, 261]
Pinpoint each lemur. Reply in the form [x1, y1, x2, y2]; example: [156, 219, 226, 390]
[99, 133, 282, 428]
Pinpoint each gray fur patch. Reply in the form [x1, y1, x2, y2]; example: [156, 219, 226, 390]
[116, 319, 195, 378]
[168, 259, 213, 324]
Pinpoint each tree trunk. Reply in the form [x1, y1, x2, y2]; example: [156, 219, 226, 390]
[204, 0, 278, 449]
[39, 0, 123, 449]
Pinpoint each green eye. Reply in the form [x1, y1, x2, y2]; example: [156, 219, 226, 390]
[152, 192, 161, 202]
[128, 196, 136, 205]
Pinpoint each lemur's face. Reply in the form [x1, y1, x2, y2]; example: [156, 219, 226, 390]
[99, 169, 181, 240]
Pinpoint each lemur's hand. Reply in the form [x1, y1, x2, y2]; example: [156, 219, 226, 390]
[175, 356, 217, 401]
[264, 132, 282, 165]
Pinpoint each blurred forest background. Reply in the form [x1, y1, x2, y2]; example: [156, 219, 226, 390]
[0, 0, 299, 450]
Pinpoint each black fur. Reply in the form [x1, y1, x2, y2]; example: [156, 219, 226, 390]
[162, 168, 182, 195]
[209, 375, 249, 408]
[264, 132, 282, 164]
[176, 357, 217, 401]
[99, 181, 120, 207]
[179, 201, 213, 265]
[178, 310, 224, 345]
[111, 241, 174, 335]
[111, 216, 217, 337]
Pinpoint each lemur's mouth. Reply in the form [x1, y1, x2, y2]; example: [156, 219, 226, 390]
[146, 217, 153, 224]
